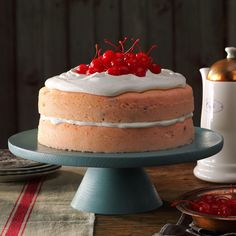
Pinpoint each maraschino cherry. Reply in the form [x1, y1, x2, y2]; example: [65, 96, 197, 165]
[74, 38, 162, 77]
[75, 64, 88, 74]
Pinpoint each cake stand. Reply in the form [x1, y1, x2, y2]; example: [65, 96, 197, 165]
[8, 127, 223, 215]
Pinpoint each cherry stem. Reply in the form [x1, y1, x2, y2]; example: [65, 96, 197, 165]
[122, 37, 128, 44]
[98, 48, 102, 57]
[125, 38, 140, 54]
[104, 39, 119, 51]
[94, 44, 99, 59]
[147, 44, 157, 55]
[118, 41, 124, 53]
[130, 38, 142, 52]
[118, 37, 128, 53]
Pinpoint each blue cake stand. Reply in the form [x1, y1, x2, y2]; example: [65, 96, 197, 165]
[8, 127, 223, 215]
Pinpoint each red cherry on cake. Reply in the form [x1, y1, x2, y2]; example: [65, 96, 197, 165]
[87, 67, 96, 75]
[107, 66, 121, 75]
[136, 52, 149, 60]
[107, 65, 130, 75]
[136, 52, 151, 67]
[133, 66, 147, 77]
[103, 50, 115, 59]
[90, 58, 104, 72]
[102, 50, 115, 67]
[119, 65, 130, 75]
[124, 53, 135, 62]
[75, 64, 89, 74]
[126, 57, 138, 71]
[149, 63, 161, 74]
[115, 52, 123, 59]
[111, 57, 124, 67]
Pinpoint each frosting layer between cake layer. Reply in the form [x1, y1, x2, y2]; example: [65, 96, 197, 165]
[45, 69, 186, 96]
[40, 113, 193, 128]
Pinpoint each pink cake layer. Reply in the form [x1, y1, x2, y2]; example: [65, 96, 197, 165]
[38, 118, 194, 153]
[39, 85, 194, 123]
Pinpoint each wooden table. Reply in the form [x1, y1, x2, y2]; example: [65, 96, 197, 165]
[95, 162, 215, 236]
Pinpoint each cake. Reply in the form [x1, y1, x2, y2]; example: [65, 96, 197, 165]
[38, 39, 194, 153]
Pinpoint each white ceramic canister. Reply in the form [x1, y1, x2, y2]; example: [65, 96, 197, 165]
[194, 47, 236, 183]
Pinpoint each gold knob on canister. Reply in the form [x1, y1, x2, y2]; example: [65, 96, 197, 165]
[207, 47, 236, 81]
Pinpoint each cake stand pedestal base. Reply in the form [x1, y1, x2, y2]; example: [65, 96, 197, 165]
[71, 167, 162, 214]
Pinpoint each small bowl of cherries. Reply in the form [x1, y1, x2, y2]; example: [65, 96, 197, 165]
[173, 186, 236, 233]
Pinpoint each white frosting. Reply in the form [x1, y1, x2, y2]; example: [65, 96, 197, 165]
[45, 69, 186, 96]
[41, 113, 193, 128]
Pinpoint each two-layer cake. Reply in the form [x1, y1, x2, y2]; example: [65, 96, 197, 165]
[38, 39, 194, 152]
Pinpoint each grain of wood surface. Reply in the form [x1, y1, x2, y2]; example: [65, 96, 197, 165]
[1, 0, 235, 147]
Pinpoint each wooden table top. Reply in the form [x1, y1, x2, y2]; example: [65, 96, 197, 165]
[94, 162, 215, 236]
